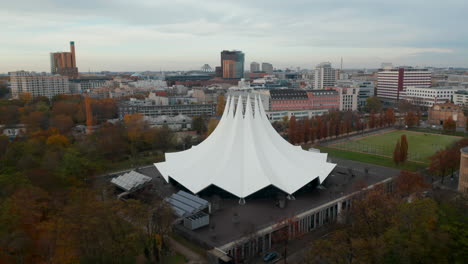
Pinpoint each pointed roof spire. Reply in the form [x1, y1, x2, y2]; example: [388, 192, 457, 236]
[245, 95, 253, 119]
[234, 95, 244, 120]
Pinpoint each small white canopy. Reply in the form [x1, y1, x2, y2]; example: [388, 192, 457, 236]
[155, 95, 336, 198]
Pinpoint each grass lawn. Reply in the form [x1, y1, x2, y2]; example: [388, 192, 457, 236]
[162, 253, 187, 264]
[331, 130, 461, 163]
[318, 146, 427, 171]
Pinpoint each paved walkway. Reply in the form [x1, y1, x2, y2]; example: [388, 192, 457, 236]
[167, 236, 207, 264]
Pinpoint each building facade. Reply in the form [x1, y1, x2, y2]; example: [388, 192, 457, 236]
[68, 76, 112, 93]
[402, 86, 456, 108]
[9, 71, 69, 99]
[261, 63, 273, 74]
[314, 62, 336, 90]
[428, 103, 466, 128]
[330, 87, 359, 111]
[266, 109, 329, 121]
[50, 41, 78, 79]
[377, 67, 431, 101]
[270, 89, 311, 111]
[453, 90, 468, 108]
[118, 100, 216, 118]
[250, 62, 260, 72]
[336, 80, 374, 107]
[306, 90, 340, 110]
[221, 50, 245, 79]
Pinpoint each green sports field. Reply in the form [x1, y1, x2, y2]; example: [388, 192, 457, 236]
[331, 130, 461, 163]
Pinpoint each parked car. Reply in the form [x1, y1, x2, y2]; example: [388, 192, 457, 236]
[263, 251, 279, 262]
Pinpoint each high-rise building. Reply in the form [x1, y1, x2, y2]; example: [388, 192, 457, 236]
[50, 41, 78, 79]
[330, 87, 359, 111]
[336, 80, 374, 107]
[9, 71, 69, 99]
[314, 62, 336, 90]
[261, 62, 273, 74]
[220, 50, 244, 79]
[377, 67, 431, 101]
[250, 62, 260, 72]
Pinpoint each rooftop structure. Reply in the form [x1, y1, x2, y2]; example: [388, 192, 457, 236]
[111, 171, 152, 192]
[155, 95, 336, 200]
[165, 190, 210, 217]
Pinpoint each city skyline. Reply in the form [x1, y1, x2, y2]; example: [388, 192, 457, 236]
[1, 0, 467, 73]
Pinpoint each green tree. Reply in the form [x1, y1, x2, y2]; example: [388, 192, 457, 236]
[192, 116, 207, 135]
[366, 96, 383, 113]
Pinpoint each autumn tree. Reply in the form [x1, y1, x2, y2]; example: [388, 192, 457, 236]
[400, 134, 408, 163]
[429, 150, 449, 183]
[46, 134, 70, 149]
[405, 111, 418, 127]
[304, 118, 311, 143]
[272, 217, 300, 264]
[443, 116, 456, 132]
[395, 170, 428, 198]
[393, 139, 401, 165]
[50, 114, 74, 134]
[288, 116, 297, 144]
[216, 95, 226, 116]
[367, 111, 376, 129]
[207, 118, 219, 136]
[385, 108, 396, 126]
[0, 105, 20, 125]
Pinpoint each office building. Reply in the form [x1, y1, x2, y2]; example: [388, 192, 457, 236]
[336, 80, 375, 107]
[306, 89, 340, 111]
[402, 86, 457, 108]
[262, 62, 273, 74]
[376, 67, 431, 101]
[9, 71, 69, 99]
[221, 50, 245, 79]
[50, 41, 79, 79]
[68, 76, 112, 93]
[250, 62, 260, 72]
[330, 87, 359, 111]
[118, 99, 216, 118]
[453, 90, 468, 107]
[314, 62, 336, 90]
[270, 89, 311, 111]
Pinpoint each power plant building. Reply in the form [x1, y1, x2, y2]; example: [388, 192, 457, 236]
[50, 41, 79, 79]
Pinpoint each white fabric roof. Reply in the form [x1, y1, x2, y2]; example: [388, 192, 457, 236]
[111, 171, 152, 192]
[155, 95, 336, 198]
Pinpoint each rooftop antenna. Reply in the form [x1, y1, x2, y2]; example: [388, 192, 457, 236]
[341, 57, 343, 71]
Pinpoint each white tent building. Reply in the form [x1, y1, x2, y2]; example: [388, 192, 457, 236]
[155, 95, 336, 200]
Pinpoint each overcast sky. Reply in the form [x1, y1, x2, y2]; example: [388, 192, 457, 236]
[1, 0, 467, 72]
